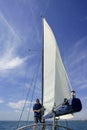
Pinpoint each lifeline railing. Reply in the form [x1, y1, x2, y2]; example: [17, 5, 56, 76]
[17, 122, 73, 130]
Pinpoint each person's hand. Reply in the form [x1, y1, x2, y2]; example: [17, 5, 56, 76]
[37, 109, 40, 113]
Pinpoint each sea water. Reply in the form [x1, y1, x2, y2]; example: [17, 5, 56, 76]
[0, 120, 87, 130]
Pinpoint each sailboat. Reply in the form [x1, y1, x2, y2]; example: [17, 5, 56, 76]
[17, 18, 82, 130]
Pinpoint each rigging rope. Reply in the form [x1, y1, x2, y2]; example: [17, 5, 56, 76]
[26, 59, 41, 125]
[17, 54, 41, 129]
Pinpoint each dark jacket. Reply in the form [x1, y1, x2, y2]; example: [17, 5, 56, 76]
[33, 103, 42, 117]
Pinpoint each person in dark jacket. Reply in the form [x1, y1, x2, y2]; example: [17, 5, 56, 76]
[33, 99, 42, 130]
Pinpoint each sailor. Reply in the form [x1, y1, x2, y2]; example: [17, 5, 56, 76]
[33, 98, 42, 130]
[71, 90, 76, 98]
[62, 98, 69, 105]
[68, 90, 76, 105]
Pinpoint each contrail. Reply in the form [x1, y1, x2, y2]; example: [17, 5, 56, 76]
[0, 11, 20, 40]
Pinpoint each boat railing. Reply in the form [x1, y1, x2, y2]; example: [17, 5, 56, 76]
[17, 122, 73, 130]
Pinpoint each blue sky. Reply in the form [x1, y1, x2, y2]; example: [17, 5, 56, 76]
[0, 0, 87, 121]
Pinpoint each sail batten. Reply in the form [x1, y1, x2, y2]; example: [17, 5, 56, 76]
[43, 18, 70, 116]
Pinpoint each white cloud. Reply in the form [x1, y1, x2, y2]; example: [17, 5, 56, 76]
[0, 56, 27, 70]
[0, 99, 4, 103]
[67, 36, 87, 66]
[79, 84, 87, 90]
[75, 36, 87, 48]
[0, 12, 29, 71]
[8, 100, 30, 110]
[0, 109, 34, 121]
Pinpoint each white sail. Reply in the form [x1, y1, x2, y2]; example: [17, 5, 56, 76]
[43, 18, 71, 115]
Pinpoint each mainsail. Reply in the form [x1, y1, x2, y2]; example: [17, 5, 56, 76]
[43, 18, 71, 116]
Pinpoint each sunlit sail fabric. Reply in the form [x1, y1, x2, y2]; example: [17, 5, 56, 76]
[43, 18, 70, 116]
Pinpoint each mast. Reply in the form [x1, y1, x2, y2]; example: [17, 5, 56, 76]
[42, 17, 44, 106]
[41, 18, 46, 128]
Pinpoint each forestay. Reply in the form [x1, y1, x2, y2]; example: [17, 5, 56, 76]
[43, 18, 71, 116]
